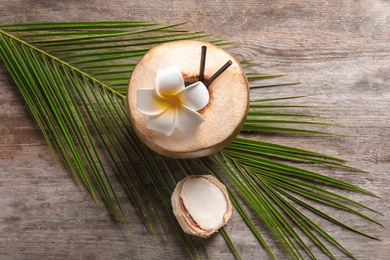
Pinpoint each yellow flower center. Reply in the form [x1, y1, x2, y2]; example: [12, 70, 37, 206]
[164, 94, 182, 109]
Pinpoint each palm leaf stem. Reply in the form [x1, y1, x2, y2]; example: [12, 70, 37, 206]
[0, 35, 86, 188]
[3, 36, 108, 205]
[0, 29, 125, 99]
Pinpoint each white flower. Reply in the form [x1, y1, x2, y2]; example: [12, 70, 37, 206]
[137, 68, 209, 136]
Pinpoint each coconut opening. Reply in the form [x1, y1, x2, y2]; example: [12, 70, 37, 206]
[182, 73, 210, 87]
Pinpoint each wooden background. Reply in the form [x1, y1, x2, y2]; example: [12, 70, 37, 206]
[0, 0, 389, 259]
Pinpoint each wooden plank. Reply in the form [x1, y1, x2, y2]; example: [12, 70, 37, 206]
[0, 0, 389, 259]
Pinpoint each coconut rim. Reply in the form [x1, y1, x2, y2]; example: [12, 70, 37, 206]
[127, 40, 249, 158]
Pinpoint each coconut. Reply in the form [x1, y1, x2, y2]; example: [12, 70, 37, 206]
[171, 175, 232, 238]
[127, 40, 249, 158]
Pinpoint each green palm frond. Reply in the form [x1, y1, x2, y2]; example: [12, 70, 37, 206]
[0, 21, 380, 259]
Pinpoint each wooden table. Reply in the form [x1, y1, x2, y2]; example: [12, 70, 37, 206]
[0, 1, 389, 259]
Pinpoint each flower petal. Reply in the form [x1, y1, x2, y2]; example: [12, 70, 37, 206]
[177, 81, 209, 111]
[146, 107, 176, 136]
[155, 68, 185, 97]
[137, 88, 169, 116]
[176, 105, 205, 134]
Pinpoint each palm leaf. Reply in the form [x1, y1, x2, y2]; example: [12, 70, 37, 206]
[0, 21, 380, 259]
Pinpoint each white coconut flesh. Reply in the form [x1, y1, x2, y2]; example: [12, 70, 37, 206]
[180, 177, 227, 231]
[171, 175, 232, 237]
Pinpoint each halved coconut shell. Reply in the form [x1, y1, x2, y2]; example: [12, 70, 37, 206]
[171, 175, 232, 238]
[127, 40, 249, 158]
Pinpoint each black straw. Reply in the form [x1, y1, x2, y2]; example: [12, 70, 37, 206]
[199, 46, 207, 83]
[205, 60, 232, 88]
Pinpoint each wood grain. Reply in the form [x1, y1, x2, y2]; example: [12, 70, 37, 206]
[0, 0, 389, 259]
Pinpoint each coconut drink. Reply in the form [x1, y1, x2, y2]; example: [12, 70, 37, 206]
[127, 40, 249, 158]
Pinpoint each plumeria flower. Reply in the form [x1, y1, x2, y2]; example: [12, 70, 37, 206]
[137, 68, 210, 136]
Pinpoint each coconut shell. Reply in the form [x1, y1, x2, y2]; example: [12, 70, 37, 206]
[171, 175, 232, 238]
[127, 40, 249, 158]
